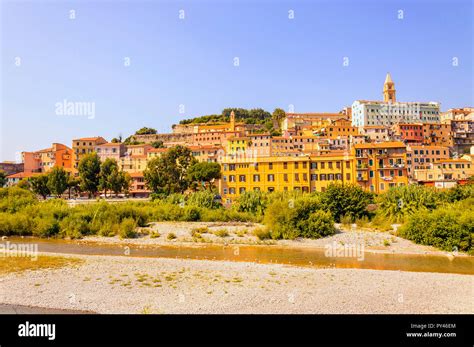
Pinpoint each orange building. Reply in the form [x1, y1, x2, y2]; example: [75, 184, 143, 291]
[421, 123, 452, 147]
[353, 142, 408, 193]
[22, 143, 73, 173]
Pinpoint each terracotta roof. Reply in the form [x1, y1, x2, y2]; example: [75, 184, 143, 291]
[97, 142, 122, 147]
[74, 137, 106, 141]
[129, 172, 145, 178]
[6, 171, 41, 179]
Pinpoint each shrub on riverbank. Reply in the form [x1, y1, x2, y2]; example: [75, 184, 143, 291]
[264, 195, 335, 239]
[0, 188, 258, 238]
[398, 199, 474, 253]
[320, 183, 374, 222]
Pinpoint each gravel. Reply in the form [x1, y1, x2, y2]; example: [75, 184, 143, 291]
[0, 253, 472, 314]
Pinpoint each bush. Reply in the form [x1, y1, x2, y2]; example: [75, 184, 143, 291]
[213, 229, 229, 237]
[398, 201, 473, 252]
[119, 218, 137, 238]
[298, 210, 335, 238]
[0, 187, 38, 213]
[377, 184, 440, 223]
[235, 190, 267, 214]
[320, 183, 374, 222]
[0, 212, 33, 236]
[264, 195, 335, 240]
[186, 191, 222, 209]
[167, 232, 177, 240]
[181, 206, 201, 221]
[253, 228, 271, 240]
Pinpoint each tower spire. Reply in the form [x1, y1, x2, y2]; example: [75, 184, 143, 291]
[383, 73, 396, 102]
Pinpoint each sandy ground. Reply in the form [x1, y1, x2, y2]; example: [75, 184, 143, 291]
[0, 252, 472, 314]
[77, 222, 455, 256]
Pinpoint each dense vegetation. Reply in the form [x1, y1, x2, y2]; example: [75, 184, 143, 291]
[0, 179, 472, 253]
[178, 108, 285, 135]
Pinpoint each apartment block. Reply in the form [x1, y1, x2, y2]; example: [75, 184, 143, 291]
[72, 136, 107, 169]
[22, 143, 73, 173]
[406, 145, 450, 177]
[96, 142, 125, 162]
[414, 159, 473, 187]
[353, 142, 408, 193]
[220, 152, 354, 203]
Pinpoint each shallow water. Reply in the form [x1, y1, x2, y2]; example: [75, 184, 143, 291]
[2, 237, 473, 275]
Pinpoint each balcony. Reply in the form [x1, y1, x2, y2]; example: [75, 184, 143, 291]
[356, 176, 368, 181]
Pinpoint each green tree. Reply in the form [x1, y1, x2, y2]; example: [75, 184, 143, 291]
[47, 167, 69, 198]
[135, 127, 157, 135]
[78, 153, 101, 198]
[0, 170, 6, 187]
[151, 140, 164, 149]
[110, 170, 131, 196]
[99, 158, 119, 197]
[320, 183, 374, 222]
[272, 108, 286, 129]
[187, 162, 221, 190]
[30, 174, 50, 199]
[67, 176, 81, 199]
[144, 145, 196, 196]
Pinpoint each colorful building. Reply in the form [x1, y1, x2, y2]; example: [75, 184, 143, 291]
[353, 142, 408, 193]
[406, 145, 450, 178]
[392, 123, 423, 143]
[22, 143, 73, 173]
[72, 136, 107, 169]
[96, 142, 125, 163]
[220, 152, 354, 203]
[414, 159, 473, 187]
[352, 74, 440, 127]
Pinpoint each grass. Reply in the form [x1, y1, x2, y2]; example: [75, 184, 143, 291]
[213, 229, 229, 237]
[0, 255, 83, 275]
[167, 232, 177, 240]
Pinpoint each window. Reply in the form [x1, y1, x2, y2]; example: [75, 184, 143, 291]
[336, 162, 340, 169]
[320, 174, 326, 181]
[398, 170, 403, 176]
[269, 163, 273, 169]
[268, 174, 275, 182]
[253, 174, 260, 182]
[295, 173, 299, 181]
[328, 162, 333, 169]
[311, 174, 318, 181]
[229, 188, 235, 194]
[346, 173, 351, 181]
[239, 187, 246, 194]
[294, 162, 299, 169]
[311, 162, 317, 169]
[268, 187, 274, 192]
[283, 162, 288, 169]
[229, 175, 235, 182]
[302, 162, 307, 169]
[303, 173, 308, 181]
[346, 161, 350, 169]
[321, 162, 325, 169]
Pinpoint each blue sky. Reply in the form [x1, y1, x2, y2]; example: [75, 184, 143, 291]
[0, 0, 472, 161]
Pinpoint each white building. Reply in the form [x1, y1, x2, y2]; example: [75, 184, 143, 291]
[351, 74, 440, 127]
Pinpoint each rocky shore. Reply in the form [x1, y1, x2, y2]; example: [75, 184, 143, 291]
[0, 252, 472, 314]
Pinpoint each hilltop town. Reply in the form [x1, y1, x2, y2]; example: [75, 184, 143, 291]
[1, 74, 473, 201]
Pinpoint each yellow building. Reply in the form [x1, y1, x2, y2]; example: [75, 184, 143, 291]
[353, 142, 408, 193]
[226, 137, 251, 157]
[72, 136, 107, 170]
[220, 152, 354, 203]
[414, 159, 473, 184]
